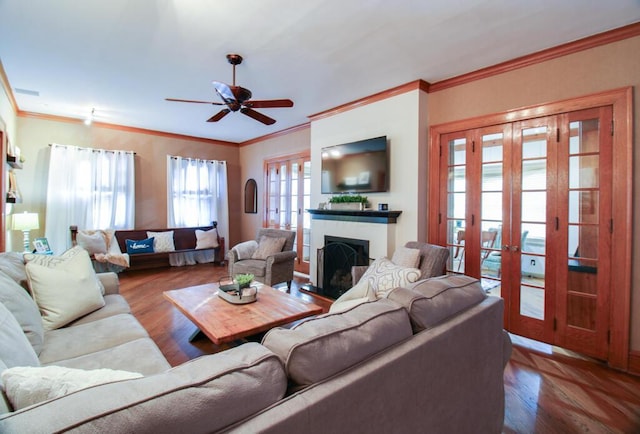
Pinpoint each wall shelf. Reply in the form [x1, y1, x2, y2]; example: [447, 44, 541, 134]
[307, 209, 402, 224]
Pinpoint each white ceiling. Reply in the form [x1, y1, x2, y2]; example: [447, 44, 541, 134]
[1, 1, 639, 143]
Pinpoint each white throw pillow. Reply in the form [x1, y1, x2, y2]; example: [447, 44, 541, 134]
[232, 240, 258, 260]
[360, 257, 421, 299]
[1, 365, 142, 410]
[76, 230, 109, 255]
[195, 228, 220, 249]
[24, 247, 106, 330]
[147, 231, 175, 253]
[391, 246, 421, 269]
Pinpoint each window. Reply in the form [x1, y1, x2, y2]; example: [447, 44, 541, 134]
[167, 156, 229, 240]
[45, 144, 135, 254]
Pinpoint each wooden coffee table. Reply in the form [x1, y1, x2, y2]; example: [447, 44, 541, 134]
[163, 282, 323, 345]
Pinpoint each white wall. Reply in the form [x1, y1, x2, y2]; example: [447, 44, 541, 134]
[238, 127, 310, 245]
[309, 89, 426, 284]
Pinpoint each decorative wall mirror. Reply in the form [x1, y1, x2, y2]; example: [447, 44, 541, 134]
[244, 179, 258, 213]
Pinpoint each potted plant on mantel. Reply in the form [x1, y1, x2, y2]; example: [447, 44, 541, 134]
[328, 194, 368, 211]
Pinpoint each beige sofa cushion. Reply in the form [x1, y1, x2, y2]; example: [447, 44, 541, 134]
[262, 298, 413, 386]
[0, 343, 286, 434]
[195, 228, 220, 249]
[76, 230, 109, 255]
[25, 247, 106, 330]
[0, 271, 44, 355]
[0, 252, 29, 290]
[0, 302, 39, 371]
[387, 275, 487, 331]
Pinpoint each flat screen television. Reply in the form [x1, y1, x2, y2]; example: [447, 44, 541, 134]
[321, 136, 388, 194]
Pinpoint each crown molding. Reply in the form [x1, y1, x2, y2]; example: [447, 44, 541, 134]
[17, 111, 238, 147]
[307, 79, 430, 122]
[0, 59, 18, 113]
[239, 122, 310, 147]
[429, 21, 640, 92]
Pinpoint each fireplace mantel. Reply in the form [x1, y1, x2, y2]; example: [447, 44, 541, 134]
[307, 209, 402, 224]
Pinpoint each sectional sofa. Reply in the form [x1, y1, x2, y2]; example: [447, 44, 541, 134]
[0, 250, 511, 433]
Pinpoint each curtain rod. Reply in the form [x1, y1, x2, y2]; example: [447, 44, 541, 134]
[169, 156, 225, 164]
[48, 144, 136, 155]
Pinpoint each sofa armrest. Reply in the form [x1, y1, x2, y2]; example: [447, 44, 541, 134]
[266, 250, 297, 265]
[97, 272, 119, 295]
[502, 330, 512, 368]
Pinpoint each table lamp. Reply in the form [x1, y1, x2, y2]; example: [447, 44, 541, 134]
[12, 212, 39, 253]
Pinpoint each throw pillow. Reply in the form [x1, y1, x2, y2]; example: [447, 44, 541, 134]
[24, 247, 106, 330]
[146, 231, 175, 253]
[0, 252, 30, 290]
[1, 365, 143, 410]
[0, 272, 44, 355]
[195, 228, 220, 249]
[251, 236, 286, 260]
[76, 230, 109, 255]
[0, 301, 40, 370]
[232, 240, 258, 260]
[391, 246, 421, 269]
[125, 237, 154, 254]
[360, 257, 421, 299]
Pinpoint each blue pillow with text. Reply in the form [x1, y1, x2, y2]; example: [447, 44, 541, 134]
[126, 237, 154, 254]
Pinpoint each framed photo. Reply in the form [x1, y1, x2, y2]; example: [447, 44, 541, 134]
[33, 237, 52, 254]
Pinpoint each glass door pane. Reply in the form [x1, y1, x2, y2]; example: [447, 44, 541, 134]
[267, 164, 279, 227]
[445, 137, 467, 273]
[480, 132, 504, 295]
[278, 163, 288, 228]
[519, 126, 548, 320]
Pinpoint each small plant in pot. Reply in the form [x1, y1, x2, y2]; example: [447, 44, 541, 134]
[328, 194, 368, 210]
[234, 273, 254, 289]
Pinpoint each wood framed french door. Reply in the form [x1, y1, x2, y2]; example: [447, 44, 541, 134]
[429, 88, 632, 369]
[264, 151, 311, 274]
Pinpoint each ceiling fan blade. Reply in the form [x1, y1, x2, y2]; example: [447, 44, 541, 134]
[207, 108, 231, 122]
[165, 98, 224, 105]
[212, 81, 236, 104]
[240, 107, 276, 125]
[244, 99, 294, 109]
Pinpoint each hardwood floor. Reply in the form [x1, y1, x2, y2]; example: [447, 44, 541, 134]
[118, 264, 640, 433]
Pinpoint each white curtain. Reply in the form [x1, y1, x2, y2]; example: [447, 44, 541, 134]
[167, 156, 229, 247]
[45, 144, 135, 254]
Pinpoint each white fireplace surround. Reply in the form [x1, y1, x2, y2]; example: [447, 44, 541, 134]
[310, 219, 396, 286]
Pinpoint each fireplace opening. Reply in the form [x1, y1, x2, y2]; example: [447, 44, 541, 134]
[315, 236, 370, 299]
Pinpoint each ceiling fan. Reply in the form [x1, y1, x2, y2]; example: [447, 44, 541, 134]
[165, 54, 294, 125]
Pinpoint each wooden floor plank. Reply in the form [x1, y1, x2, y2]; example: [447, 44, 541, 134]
[118, 263, 640, 432]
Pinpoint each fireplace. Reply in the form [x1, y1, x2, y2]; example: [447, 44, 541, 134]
[314, 236, 370, 299]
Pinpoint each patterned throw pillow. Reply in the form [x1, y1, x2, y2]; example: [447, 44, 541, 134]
[251, 236, 286, 260]
[146, 231, 175, 253]
[125, 238, 154, 254]
[360, 257, 421, 299]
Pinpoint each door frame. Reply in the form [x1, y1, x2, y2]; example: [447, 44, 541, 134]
[428, 87, 632, 370]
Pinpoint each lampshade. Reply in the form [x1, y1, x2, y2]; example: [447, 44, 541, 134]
[12, 212, 39, 231]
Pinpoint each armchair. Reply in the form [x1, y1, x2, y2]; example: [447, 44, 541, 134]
[227, 228, 297, 290]
[330, 242, 449, 313]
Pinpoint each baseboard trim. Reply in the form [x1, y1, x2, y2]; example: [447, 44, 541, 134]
[628, 351, 640, 376]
